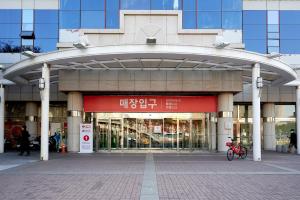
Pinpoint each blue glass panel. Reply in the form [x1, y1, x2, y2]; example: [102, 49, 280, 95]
[280, 11, 300, 24]
[106, 11, 119, 28]
[244, 39, 266, 53]
[268, 11, 279, 25]
[243, 10, 266, 24]
[222, 0, 242, 11]
[81, 0, 105, 10]
[280, 25, 300, 39]
[107, 0, 119, 11]
[35, 24, 58, 38]
[0, 39, 21, 52]
[22, 24, 34, 31]
[197, 12, 221, 29]
[59, 11, 80, 29]
[268, 39, 279, 46]
[121, 0, 150, 10]
[222, 12, 242, 29]
[182, 11, 196, 29]
[151, 0, 180, 10]
[197, 0, 221, 11]
[35, 39, 58, 52]
[60, 0, 80, 10]
[243, 24, 266, 39]
[280, 40, 300, 54]
[81, 11, 105, 28]
[0, 24, 21, 38]
[183, 0, 196, 11]
[268, 24, 279, 32]
[22, 10, 33, 24]
[268, 46, 279, 53]
[35, 10, 58, 23]
[0, 9, 21, 23]
[268, 32, 279, 39]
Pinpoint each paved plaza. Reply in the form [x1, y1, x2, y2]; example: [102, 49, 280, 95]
[0, 151, 300, 200]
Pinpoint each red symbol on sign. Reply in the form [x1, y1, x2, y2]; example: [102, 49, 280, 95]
[83, 135, 89, 141]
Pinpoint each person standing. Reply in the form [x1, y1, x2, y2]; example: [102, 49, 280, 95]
[289, 129, 297, 153]
[54, 131, 61, 152]
[19, 125, 30, 156]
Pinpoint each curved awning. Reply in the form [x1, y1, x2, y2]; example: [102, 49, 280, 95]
[3, 44, 297, 86]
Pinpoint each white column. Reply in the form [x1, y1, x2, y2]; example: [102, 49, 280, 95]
[297, 86, 300, 155]
[210, 113, 217, 151]
[25, 102, 38, 140]
[0, 84, 4, 153]
[67, 92, 83, 152]
[41, 63, 50, 161]
[263, 103, 276, 151]
[217, 93, 233, 152]
[252, 63, 261, 161]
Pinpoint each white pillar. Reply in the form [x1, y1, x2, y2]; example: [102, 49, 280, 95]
[297, 86, 300, 155]
[41, 63, 50, 161]
[67, 92, 83, 152]
[263, 103, 276, 151]
[25, 102, 38, 140]
[217, 93, 233, 152]
[252, 63, 261, 161]
[210, 114, 217, 151]
[0, 84, 4, 153]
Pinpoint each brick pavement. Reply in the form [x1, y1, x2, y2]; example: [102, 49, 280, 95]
[0, 151, 299, 200]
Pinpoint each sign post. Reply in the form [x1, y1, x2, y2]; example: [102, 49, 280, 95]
[79, 123, 93, 153]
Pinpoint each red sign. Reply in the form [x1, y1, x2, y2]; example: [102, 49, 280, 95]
[83, 135, 89, 141]
[84, 96, 217, 113]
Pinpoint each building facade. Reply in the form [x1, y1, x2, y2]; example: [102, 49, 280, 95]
[1, 0, 300, 160]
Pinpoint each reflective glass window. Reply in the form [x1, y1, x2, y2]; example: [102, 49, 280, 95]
[268, 24, 279, 33]
[0, 24, 21, 38]
[268, 11, 279, 25]
[243, 25, 266, 39]
[35, 39, 58, 52]
[222, 0, 242, 11]
[22, 10, 33, 24]
[182, 11, 196, 29]
[280, 25, 300, 39]
[35, 10, 58, 24]
[35, 24, 58, 38]
[197, 0, 221, 11]
[0, 39, 21, 52]
[182, 0, 196, 11]
[222, 11, 242, 29]
[151, 0, 181, 10]
[0, 9, 21, 23]
[22, 39, 33, 51]
[268, 32, 279, 39]
[280, 11, 300, 25]
[243, 10, 266, 25]
[197, 12, 221, 28]
[59, 11, 80, 28]
[60, 0, 80, 10]
[107, 0, 119, 11]
[268, 39, 279, 46]
[121, 0, 150, 10]
[81, 0, 105, 11]
[81, 11, 105, 28]
[22, 24, 34, 31]
[275, 105, 295, 118]
[268, 46, 279, 53]
[280, 40, 300, 54]
[244, 39, 266, 54]
[106, 11, 119, 28]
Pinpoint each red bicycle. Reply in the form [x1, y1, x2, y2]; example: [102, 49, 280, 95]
[226, 137, 247, 161]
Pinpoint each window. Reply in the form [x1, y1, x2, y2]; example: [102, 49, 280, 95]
[222, 11, 242, 29]
[222, 0, 242, 11]
[197, 12, 221, 29]
[151, 0, 181, 10]
[81, 11, 105, 28]
[197, 0, 221, 11]
[243, 10, 267, 53]
[81, 0, 105, 10]
[267, 11, 279, 53]
[121, 0, 150, 10]
[280, 11, 300, 54]
[106, 0, 119, 28]
[60, 0, 80, 10]
[60, 0, 80, 29]
[182, 0, 196, 29]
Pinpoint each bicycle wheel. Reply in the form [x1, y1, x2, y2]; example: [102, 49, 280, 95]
[240, 147, 248, 159]
[227, 149, 234, 161]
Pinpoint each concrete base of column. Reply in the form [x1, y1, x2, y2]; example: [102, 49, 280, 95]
[263, 122, 276, 151]
[217, 118, 233, 152]
[67, 116, 81, 152]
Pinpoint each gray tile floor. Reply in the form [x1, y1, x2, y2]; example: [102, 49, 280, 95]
[0, 151, 300, 200]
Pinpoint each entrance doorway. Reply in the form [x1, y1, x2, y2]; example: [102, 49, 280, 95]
[92, 113, 212, 151]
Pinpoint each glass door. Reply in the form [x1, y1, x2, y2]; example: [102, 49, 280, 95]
[111, 119, 122, 149]
[124, 118, 137, 149]
[179, 120, 191, 149]
[137, 119, 150, 148]
[163, 118, 178, 149]
[98, 119, 109, 150]
[150, 119, 163, 148]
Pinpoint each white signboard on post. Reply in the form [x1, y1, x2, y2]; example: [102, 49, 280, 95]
[79, 123, 93, 153]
